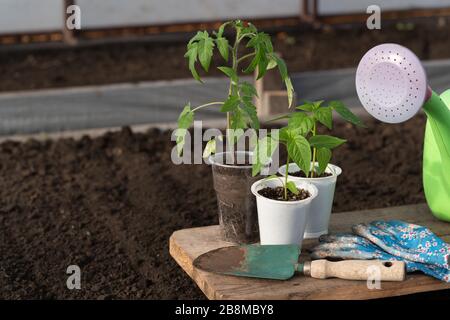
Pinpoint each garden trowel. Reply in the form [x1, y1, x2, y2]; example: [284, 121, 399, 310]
[193, 245, 405, 281]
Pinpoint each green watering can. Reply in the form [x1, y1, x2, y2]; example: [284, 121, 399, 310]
[356, 43, 450, 222]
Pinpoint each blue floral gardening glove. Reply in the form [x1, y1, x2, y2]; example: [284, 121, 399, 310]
[310, 220, 450, 282]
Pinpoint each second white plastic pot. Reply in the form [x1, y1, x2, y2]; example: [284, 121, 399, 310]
[251, 178, 318, 247]
[278, 163, 342, 239]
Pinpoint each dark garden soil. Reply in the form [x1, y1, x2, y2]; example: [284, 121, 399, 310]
[0, 114, 431, 299]
[1, 20, 450, 91]
[258, 187, 311, 201]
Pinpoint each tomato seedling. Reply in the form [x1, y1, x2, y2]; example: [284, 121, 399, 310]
[175, 20, 294, 158]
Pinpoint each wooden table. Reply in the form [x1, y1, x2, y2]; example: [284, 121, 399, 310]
[169, 204, 450, 300]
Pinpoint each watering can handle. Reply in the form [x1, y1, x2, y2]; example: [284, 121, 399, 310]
[304, 260, 405, 281]
[423, 91, 450, 162]
[423, 91, 450, 189]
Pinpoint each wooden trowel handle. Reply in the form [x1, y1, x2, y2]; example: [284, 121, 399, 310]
[304, 260, 405, 281]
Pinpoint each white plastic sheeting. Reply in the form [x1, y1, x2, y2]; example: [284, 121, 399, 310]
[77, 0, 300, 28]
[0, 0, 450, 35]
[0, 0, 63, 34]
[319, 0, 450, 15]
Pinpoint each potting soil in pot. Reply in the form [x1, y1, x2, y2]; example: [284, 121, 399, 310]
[209, 152, 260, 244]
[257, 187, 311, 201]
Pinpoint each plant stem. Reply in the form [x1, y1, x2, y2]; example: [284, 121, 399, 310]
[284, 155, 290, 200]
[226, 27, 241, 160]
[237, 52, 256, 64]
[310, 122, 317, 178]
[226, 50, 235, 132]
[311, 147, 317, 178]
[265, 113, 290, 123]
[192, 101, 224, 112]
[237, 32, 256, 42]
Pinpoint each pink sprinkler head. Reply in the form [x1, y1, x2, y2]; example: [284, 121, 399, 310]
[356, 43, 428, 124]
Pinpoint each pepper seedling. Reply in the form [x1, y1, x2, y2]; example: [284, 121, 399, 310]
[252, 121, 311, 200]
[175, 20, 294, 158]
[253, 100, 365, 198]
[293, 100, 365, 177]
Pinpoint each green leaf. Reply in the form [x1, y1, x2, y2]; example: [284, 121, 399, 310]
[176, 104, 194, 156]
[286, 181, 299, 195]
[240, 82, 258, 98]
[271, 53, 294, 107]
[272, 53, 287, 79]
[244, 46, 264, 75]
[312, 100, 324, 110]
[202, 139, 216, 158]
[243, 51, 260, 74]
[330, 100, 365, 127]
[286, 131, 311, 177]
[309, 135, 346, 149]
[256, 56, 269, 80]
[244, 33, 272, 79]
[255, 38, 272, 80]
[264, 174, 280, 181]
[248, 47, 268, 80]
[216, 22, 229, 38]
[216, 37, 229, 62]
[296, 102, 314, 112]
[185, 31, 215, 78]
[230, 108, 248, 131]
[175, 129, 188, 157]
[315, 107, 333, 129]
[252, 135, 278, 176]
[197, 32, 215, 72]
[285, 78, 294, 108]
[217, 66, 237, 83]
[267, 57, 277, 70]
[178, 104, 194, 129]
[278, 127, 290, 142]
[260, 33, 274, 52]
[254, 136, 276, 169]
[184, 44, 201, 82]
[241, 98, 260, 130]
[246, 33, 259, 48]
[246, 32, 273, 53]
[188, 31, 204, 46]
[288, 113, 314, 135]
[221, 95, 240, 112]
[316, 147, 331, 175]
[252, 162, 262, 177]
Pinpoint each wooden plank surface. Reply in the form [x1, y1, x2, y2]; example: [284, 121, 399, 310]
[169, 203, 450, 300]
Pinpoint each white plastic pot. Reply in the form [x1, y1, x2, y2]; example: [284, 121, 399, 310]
[278, 163, 342, 239]
[250, 178, 318, 247]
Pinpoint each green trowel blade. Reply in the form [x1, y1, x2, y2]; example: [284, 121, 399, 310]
[193, 245, 300, 280]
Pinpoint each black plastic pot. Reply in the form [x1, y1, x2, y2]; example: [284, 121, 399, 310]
[209, 151, 259, 244]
